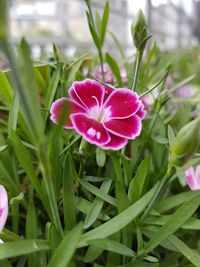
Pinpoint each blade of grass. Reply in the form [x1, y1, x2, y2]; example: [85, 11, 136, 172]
[0, 240, 50, 260]
[84, 179, 112, 229]
[79, 179, 116, 207]
[78, 183, 158, 247]
[139, 191, 200, 256]
[47, 223, 82, 267]
[88, 238, 135, 258]
[63, 153, 76, 230]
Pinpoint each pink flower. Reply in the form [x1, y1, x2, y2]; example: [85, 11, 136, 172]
[0, 185, 8, 243]
[50, 79, 145, 150]
[185, 166, 200, 190]
[141, 95, 152, 113]
[92, 63, 127, 84]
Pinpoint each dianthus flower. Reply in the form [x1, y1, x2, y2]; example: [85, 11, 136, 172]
[93, 63, 127, 84]
[185, 166, 200, 191]
[50, 79, 145, 150]
[0, 185, 8, 243]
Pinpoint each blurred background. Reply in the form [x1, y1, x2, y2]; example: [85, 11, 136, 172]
[1, 0, 200, 60]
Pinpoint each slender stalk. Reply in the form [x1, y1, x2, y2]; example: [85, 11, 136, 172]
[131, 51, 143, 91]
[98, 49, 105, 82]
[140, 167, 175, 221]
[85, 0, 105, 82]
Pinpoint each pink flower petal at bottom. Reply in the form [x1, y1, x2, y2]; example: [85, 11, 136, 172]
[195, 166, 200, 184]
[101, 133, 128, 150]
[50, 98, 85, 129]
[136, 103, 146, 119]
[104, 89, 140, 119]
[185, 167, 200, 191]
[104, 115, 142, 139]
[0, 185, 8, 232]
[71, 113, 111, 146]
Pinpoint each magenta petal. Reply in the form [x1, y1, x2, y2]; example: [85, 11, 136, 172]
[104, 89, 140, 119]
[71, 113, 110, 146]
[0, 185, 8, 231]
[102, 133, 128, 150]
[195, 166, 200, 185]
[185, 167, 196, 190]
[104, 86, 114, 101]
[104, 115, 142, 139]
[136, 103, 146, 119]
[50, 97, 85, 129]
[69, 79, 105, 110]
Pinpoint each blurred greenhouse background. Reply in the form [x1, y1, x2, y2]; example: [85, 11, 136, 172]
[1, 0, 198, 60]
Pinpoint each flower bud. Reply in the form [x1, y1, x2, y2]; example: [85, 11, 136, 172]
[0, 0, 9, 41]
[170, 118, 200, 166]
[131, 9, 149, 53]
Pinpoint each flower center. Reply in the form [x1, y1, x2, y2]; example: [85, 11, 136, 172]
[87, 105, 111, 122]
[87, 96, 110, 122]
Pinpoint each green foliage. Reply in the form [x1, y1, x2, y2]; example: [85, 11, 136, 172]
[0, 1, 200, 266]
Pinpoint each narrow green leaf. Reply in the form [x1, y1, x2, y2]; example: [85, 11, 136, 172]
[63, 153, 76, 230]
[48, 223, 82, 267]
[9, 130, 48, 213]
[84, 245, 103, 263]
[140, 192, 200, 255]
[8, 92, 19, 134]
[96, 149, 106, 167]
[0, 156, 19, 194]
[100, 1, 109, 46]
[26, 197, 39, 267]
[105, 53, 123, 87]
[44, 67, 60, 124]
[84, 179, 112, 229]
[17, 38, 44, 144]
[77, 197, 110, 221]
[53, 43, 60, 64]
[86, 11, 100, 50]
[78, 183, 158, 247]
[168, 235, 200, 267]
[168, 125, 175, 147]
[145, 214, 200, 230]
[154, 190, 199, 213]
[26, 200, 37, 239]
[128, 158, 149, 203]
[79, 179, 116, 207]
[95, 12, 102, 37]
[88, 238, 135, 257]
[34, 67, 48, 94]
[0, 240, 50, 260]
[0, 145, 7, 152]
[108, 31, 126, 59]
[0, 71, 13, 104]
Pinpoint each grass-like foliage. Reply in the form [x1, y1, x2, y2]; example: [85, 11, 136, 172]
[0, 1, 200, 266]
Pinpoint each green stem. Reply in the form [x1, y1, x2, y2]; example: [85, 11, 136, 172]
[98, 50, 105, 82]
[140, 167, 175, 221]
[85, 0, 105, 82]
[131, 51, 143, 91]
